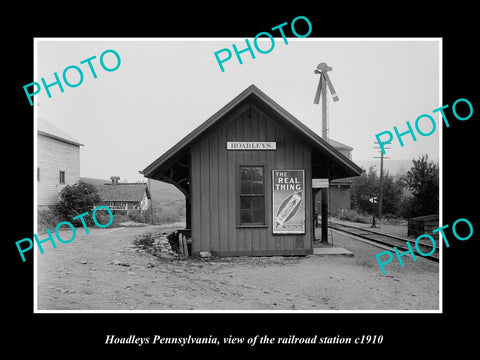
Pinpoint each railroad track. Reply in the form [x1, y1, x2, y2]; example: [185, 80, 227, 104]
[329, 221, 439, 262]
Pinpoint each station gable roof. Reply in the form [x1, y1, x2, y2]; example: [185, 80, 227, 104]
[142, 84, 362, 180]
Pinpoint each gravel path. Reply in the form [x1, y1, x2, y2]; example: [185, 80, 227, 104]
[36, 224, 439, 311]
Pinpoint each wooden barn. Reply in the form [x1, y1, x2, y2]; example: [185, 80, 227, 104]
[94, 176, 151, 214]
[37, 118, 83, 209]
[141, 85, 362, 256]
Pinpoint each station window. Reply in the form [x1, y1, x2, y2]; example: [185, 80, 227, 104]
[59, 171, 65, 184]
[239, 166, 265, 225]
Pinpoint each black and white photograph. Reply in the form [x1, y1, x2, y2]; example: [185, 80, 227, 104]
[33, 38, 441, 312]
[7, 7, 478, 356]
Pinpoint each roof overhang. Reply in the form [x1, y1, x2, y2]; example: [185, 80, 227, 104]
[38, 130, 84, 147]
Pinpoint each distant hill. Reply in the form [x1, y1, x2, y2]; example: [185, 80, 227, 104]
[81, 177, 110, 186]
[81, 177, 183, 203]
[148, 179, 184, 203]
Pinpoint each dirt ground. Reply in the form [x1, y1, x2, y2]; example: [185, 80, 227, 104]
[36, 222, 439, 311]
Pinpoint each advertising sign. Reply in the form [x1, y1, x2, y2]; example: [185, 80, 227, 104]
[272, 170, 305, 234]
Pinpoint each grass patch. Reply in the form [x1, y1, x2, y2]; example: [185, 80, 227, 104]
[333, 209, 371, 224]
[331, 209, 406, 226]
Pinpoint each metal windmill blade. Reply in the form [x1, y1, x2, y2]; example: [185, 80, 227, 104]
[324, 72, 339, 102]
[313, 70, 323, 104]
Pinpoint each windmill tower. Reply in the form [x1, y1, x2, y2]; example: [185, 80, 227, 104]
[313, 62, 339, 243]
[314, 62, 339, 141]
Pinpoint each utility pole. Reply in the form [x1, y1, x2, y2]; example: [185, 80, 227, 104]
[373, 142, 390, 219]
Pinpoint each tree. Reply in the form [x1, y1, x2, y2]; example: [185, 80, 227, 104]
[351, 166, 379, 214]
[381, 171, 404, 216]
[400, 154, 439, 217]
[56, 180, 102, 226]
[351, 166, 404, 216]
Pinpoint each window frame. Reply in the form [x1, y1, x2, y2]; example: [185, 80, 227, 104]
[236, 163, 268, 228]
[59, 170, 65, 184]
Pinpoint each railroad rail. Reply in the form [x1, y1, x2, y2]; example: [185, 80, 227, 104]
[329, 221, 439, 262]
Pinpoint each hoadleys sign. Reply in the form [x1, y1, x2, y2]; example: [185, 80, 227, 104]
[272, 170, 305, 234]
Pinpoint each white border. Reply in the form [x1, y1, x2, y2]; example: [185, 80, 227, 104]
[33, 39, 39, 311]
[33, 37, 442, 314]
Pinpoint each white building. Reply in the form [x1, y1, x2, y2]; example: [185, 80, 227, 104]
[37, 118, 83, 208]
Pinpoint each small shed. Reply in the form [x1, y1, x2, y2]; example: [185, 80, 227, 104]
[95, 177, 151, 214]
[141, 85, 362, 256]
[408, 214, 439, 238]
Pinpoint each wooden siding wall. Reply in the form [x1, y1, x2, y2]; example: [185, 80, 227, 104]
[37, 134, 80, 207]
[190, 104, 313, 256]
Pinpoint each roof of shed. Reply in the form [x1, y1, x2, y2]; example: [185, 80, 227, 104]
[95, 183, 150, 202]
[37, 118, 84, 146]
[328, 138, 353, 151]
[142, 84, 362, 179]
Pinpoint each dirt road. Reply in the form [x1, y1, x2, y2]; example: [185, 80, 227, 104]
[36, 224, 439, 311]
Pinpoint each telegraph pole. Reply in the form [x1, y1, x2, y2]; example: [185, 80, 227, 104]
[373, 142, 390, 219]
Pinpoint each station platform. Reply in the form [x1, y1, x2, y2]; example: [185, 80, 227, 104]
[313, 247, 354, 256]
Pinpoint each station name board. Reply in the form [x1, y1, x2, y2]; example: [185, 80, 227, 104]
[226, 142, 276, 150]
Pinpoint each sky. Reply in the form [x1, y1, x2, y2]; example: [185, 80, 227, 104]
[36, 38, 440, 182]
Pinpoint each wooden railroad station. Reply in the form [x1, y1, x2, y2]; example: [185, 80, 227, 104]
[141, 85, 362, 256]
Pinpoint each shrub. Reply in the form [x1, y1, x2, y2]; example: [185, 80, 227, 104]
[56, 181, 101, 226]
[398, 196, 421, 219]
[400, 154, 439, 217]
[128, 210, 147, 224]
[382, 213, 406, 225]
[333, 209, 371, 224]
[37, 207, 64, 231]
